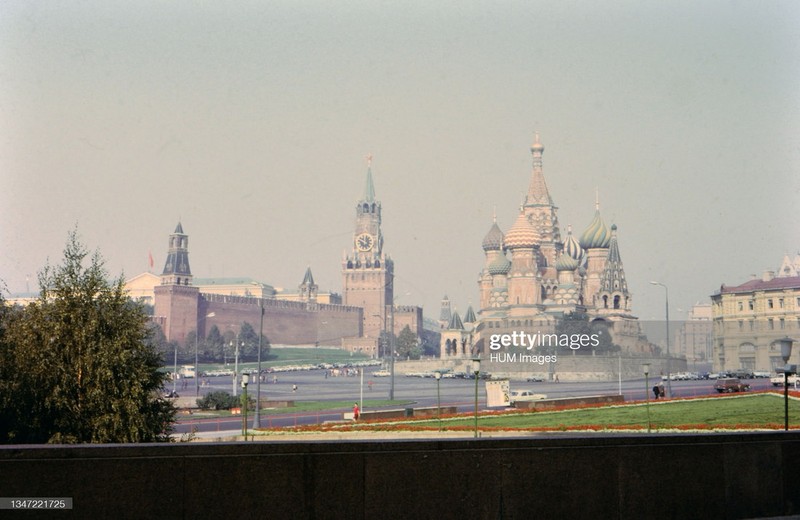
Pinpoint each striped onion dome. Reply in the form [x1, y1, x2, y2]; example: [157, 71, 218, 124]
[481, 221, 504, 251]
[579, 209, 611, 249]
[487, 254, 512, 275]
[555, 251, 579, 272]
[504, 211, 539, 249]
[563, 225, 584, 260]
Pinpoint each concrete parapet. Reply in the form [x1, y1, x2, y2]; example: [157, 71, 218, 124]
[1, 432, 799, 518]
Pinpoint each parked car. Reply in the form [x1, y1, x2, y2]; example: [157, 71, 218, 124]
[372, 370, 390, 377]
[526, 375, 544, 382]
[730, 369, 755, 380]
[713, 378, 750, 393]
[770, 373, 800, 387]
[509, 390, 547, 406]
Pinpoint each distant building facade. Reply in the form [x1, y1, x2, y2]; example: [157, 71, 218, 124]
[711, 261, 800, 372]
[676, 303, 713, 366]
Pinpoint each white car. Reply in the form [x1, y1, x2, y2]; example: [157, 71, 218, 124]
[509, 390, 547, 405]
[372, 370, 390, 377]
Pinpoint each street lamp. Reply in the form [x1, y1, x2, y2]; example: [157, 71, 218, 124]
[642, 363, 651, 433]
[253, 300, 264, 429]
[231, 338, 242, 396]
[241, 372, 250, 439]
[650, 281, 671, 398]
[472, 357, 481, 438]
[778, 337, 795, 431]
[434, 371, 442, 431]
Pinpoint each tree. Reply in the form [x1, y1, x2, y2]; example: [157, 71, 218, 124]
[204, 325, 224, 363]
[395, 325, 422, 360]
[238, 322, 259, 359]
[0, 231, 175, 444]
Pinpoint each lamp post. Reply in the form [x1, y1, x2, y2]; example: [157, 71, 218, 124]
[643, 363, 651, 433]
[650, 281, 671, 398]
[472, 357, 481, 438]
[778, 337, 795, 431]
[172, 343, 178, 394]
[241, 372, 249, 439]
[231, 338, 242, 396]
[253, 300, 264, 429]
[434, 371, 442, 431]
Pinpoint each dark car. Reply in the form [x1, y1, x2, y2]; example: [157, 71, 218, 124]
[713, 378, 750, 393]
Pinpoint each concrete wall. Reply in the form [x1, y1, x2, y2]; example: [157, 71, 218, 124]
[1, 433, 799, 519]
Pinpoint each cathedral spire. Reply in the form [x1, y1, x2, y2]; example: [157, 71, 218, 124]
[598, 224, 631, 312]
[525, 132, 552, 207]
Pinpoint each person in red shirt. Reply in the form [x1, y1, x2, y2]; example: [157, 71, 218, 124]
[353, 402, 360, 421]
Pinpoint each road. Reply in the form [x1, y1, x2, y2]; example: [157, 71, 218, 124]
[172, 370, 776, 435]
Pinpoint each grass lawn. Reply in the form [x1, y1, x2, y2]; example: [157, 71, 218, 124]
[348, 393, 800, 432]
[190, 346, 373, 373]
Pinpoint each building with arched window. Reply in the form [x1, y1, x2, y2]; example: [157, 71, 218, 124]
[711, 265, 800, 372]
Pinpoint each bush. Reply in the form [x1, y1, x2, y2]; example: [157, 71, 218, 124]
[196, 391, 239, 410]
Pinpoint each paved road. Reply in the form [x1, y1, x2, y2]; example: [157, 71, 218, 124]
[172, 370, 776, 435]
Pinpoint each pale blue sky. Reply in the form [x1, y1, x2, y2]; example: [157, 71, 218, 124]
[1, 0, 799, 322]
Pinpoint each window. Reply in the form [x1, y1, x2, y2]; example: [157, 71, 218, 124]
[738, 302, 743, 312]
[768, 299, 773, 309]
[749, 300, 754, 311]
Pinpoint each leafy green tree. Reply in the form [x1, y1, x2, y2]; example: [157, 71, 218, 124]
[239, 322, 259, 359]
[0, 231, 175, 444]
[395, 325, 422, 360]
[204, 325, 224, 362]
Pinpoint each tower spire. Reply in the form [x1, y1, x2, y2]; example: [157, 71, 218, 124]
[526, 132, 552, 206]
[363, 154, 375, 203]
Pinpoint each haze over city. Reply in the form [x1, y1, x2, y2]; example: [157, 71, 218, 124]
[1, 0, 799, 323]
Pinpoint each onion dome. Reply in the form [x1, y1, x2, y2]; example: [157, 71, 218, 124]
[504, 210, 539, 249]
[563, 224, 584, 260]
[579, 208, 611, 249]
[482, 221, 505, 251]
[487, 254, 512, 275]
[555, 251, 579, 272]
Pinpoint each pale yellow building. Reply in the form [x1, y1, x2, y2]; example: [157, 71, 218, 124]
[711, 267, 800, 372]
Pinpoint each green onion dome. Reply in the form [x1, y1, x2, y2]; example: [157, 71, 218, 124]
[487, 254, 512, 275]
[555, 251, 580, 272]
[579, 209, 611, 249]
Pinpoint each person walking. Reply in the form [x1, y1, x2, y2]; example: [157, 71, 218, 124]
[353, 402, 360, 421]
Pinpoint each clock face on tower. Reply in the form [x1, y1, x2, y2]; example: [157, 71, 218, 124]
[356, 233, 374, 252]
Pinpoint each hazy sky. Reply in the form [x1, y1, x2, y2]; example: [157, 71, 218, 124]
[2, 1, 799, 323]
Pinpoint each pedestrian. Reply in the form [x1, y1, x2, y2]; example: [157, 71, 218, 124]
[659, 382, 666, 399]
[652, 384, 660, 400]
[353, 402, 360, 421]
[292, 384, 297, 392]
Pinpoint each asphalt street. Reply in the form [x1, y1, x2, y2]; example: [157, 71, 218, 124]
[172, 369, 777, 436]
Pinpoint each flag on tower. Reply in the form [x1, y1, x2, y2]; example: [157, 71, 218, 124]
[148, 250, 154, 270]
